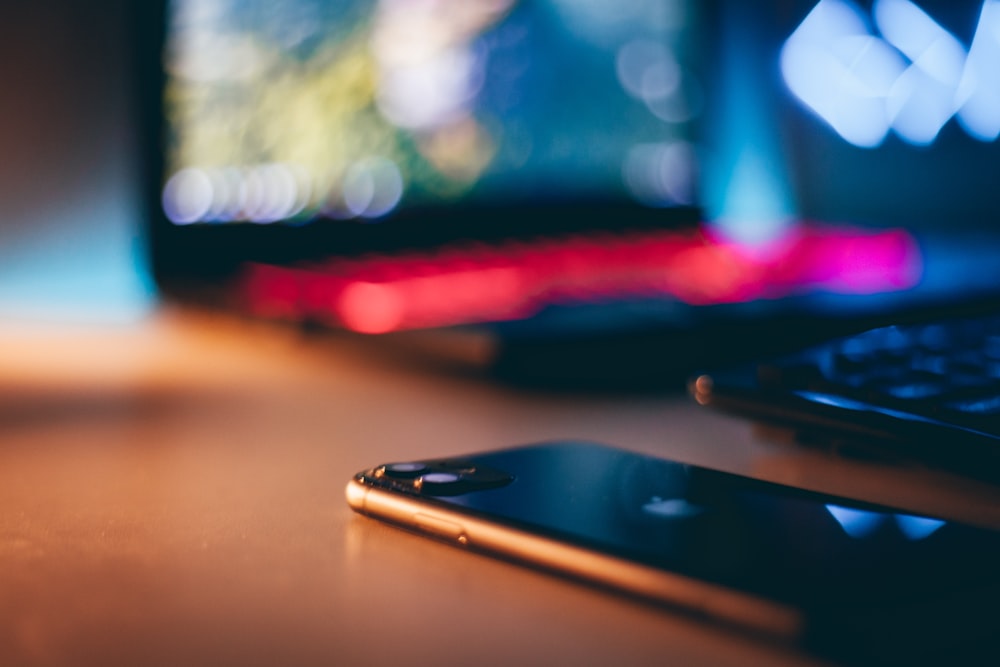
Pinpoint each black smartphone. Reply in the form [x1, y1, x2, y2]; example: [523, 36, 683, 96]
[348, 441, 1000, 665]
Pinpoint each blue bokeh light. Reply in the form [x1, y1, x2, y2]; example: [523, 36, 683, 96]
[782, 0, 1000, 148]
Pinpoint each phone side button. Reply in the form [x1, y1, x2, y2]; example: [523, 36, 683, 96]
[413, 513, 468, 545]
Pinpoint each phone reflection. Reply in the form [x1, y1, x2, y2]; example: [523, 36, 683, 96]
[826, 504, 948, 541]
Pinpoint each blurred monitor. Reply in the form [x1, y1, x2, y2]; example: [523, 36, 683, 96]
[148, 0, 700, 262]
[141, 1, 1000, 382]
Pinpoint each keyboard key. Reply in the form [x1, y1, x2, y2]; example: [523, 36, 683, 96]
[881, 382, 949, 400]
[946, 394, 1000, 415]
[747, 312, 1000, 434]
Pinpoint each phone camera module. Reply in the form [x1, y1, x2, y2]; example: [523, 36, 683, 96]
[371, 459, 513, 496]
[381, 462, 428, 479]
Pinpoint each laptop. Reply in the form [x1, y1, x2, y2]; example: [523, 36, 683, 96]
[139, 0, 1000, 431]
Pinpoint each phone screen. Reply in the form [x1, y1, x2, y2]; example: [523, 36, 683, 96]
[430, 443, 988, 600]
[357, 441, 1000, 659]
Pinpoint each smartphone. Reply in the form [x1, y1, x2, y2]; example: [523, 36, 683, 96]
[347, 441, 1000, 665]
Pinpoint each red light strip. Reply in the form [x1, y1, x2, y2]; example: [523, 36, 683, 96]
[239, 224, 922, 334]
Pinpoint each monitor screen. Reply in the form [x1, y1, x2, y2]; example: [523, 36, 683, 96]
[160, 0, 702, 227]
[147, 1, 1000, 341]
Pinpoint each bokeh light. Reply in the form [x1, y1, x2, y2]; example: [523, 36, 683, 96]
[622, 142, 695, 207]
[162, 167, 213, 224]
[342, 157, 404, 219]
[783, 0, 1000, 148]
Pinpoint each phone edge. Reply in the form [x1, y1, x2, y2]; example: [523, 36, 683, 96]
[345, 478, 803, 641]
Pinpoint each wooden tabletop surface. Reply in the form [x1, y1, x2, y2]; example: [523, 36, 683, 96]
[3, 308, 998, 666]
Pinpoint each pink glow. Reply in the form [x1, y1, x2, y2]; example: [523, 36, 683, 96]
[338, 282, 404, 334]
[238, 223, 923, 333]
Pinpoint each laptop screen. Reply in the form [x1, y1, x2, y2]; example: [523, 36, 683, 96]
[159, 0, 701, 227]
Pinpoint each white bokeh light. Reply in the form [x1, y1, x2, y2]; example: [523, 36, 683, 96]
[622, 141, 696, 207]
[163, 164, 313, 224]
[781, 0, 906, 148]
[783, 0, 1000, 147]
[163, 167, 214, 224]
[875, 0, 967, 145]
[957, 1, 1000, 141]
[376, 47, 483, 130]
[342, 157, 404, 219]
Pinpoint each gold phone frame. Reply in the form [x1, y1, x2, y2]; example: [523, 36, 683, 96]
[346, 478, 802, 640]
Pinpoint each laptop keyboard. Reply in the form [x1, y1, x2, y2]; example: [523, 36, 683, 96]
[757, 314, 1000, 430]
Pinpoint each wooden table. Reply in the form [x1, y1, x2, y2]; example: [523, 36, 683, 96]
[3, 309, 998, 666]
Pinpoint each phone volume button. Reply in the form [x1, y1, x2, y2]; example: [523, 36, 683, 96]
[413, 513, 468, 545]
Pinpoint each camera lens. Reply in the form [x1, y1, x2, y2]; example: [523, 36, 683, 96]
[382, 462, 428, 478]
[419, 472, 462, 485]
